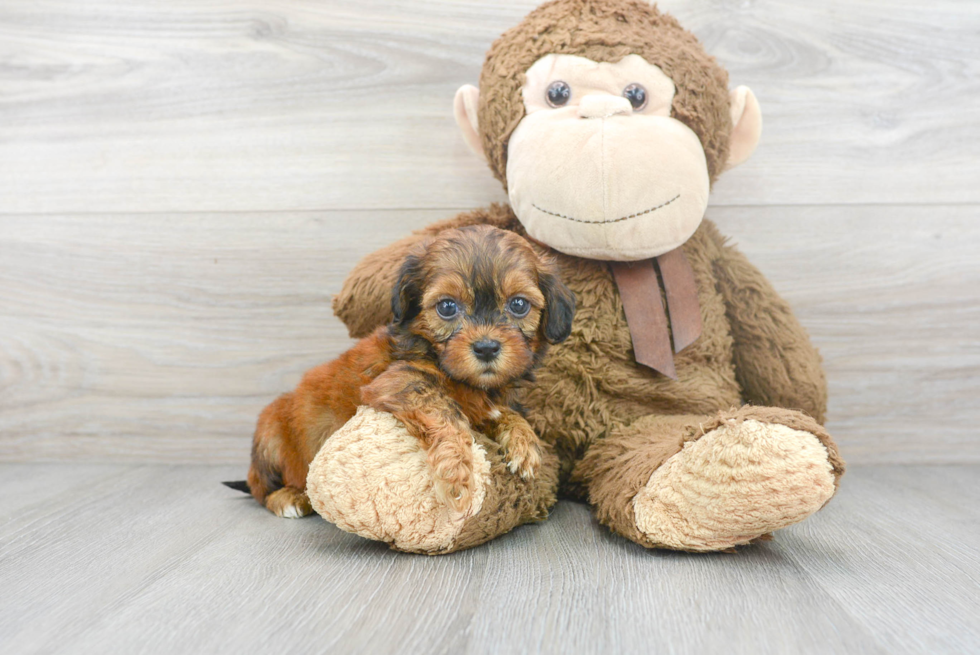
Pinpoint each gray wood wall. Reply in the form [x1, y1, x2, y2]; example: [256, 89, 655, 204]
[2, 0, 978, 465]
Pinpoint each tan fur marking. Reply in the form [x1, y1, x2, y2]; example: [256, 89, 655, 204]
[422, 274, 472, 310]
[502, 269, 544, 306]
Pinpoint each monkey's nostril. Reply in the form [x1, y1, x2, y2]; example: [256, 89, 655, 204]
[472, 339, 502, 362]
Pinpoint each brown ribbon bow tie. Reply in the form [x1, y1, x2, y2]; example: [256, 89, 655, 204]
[609, 247, 702, 380]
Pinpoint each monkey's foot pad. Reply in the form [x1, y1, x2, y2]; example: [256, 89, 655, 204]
[633, 418, 836, 551]
[306, 406, 491, 554]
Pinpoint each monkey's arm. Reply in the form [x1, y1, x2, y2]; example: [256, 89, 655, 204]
[709, 230, 828, 424]
[333, 204, 521, 338]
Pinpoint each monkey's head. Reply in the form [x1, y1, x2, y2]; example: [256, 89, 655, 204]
[454, 0, 762, 261]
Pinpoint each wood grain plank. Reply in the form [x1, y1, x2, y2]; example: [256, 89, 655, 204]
[0, 0, 976, 213]
[0, 465, 249, 654]
[780, 465, 980, 653]
[1, 206, 977, 464]
[0, 461, 487, 655]
[1, 464, 976, 654]
[663, 0, 980, 207]
[0, 462, 121, 518]
[61, 508, 486, 655]
[466, 502, 886, 654]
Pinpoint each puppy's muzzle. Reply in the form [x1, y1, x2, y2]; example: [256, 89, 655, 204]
[472, 338, 501, 363]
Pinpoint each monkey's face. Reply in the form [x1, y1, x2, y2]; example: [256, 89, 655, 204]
[392, 226, 575, 389]
[455, 42, 761, 262]
[506, 54, 709, 261]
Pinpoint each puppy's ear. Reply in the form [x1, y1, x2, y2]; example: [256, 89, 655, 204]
[391, 253, 424, 326]
[539, 271, 576, 344]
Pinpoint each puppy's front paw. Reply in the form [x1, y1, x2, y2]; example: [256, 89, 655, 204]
[265, 487, 313, 518]
[428, 441, 475, 513]
[499, 423, 542, 480]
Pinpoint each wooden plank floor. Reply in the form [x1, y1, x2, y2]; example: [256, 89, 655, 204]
[1, 463, 977, 654]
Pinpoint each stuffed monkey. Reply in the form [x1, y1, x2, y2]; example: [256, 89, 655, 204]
[306, 0, 844, 554]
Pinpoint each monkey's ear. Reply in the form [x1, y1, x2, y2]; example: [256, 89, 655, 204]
[454, 84, 484, 158]
[539, 272, 576, 344]
[725, 86, 763, 170]
[391, 254, 424, 326]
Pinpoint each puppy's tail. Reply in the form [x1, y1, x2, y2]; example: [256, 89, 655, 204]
[222, 480, 251, 494]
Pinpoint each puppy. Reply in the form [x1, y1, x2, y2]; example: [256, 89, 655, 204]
[243, 225, 575, 518]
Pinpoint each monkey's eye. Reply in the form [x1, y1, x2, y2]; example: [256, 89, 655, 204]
[436, 299, 459, 319]
[507, 296, 531, 318]
[546, 81, 571, 108]
[623, 83, 647, 110]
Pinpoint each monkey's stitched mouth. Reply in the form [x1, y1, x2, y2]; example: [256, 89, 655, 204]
[531, 193, 681, 225]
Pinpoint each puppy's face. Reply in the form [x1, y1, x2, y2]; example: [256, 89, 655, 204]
[392, 225, 575, 389]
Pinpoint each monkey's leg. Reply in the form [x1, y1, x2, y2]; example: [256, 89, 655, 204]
[306, 407, 559, 554]
[573, 407, 844, 552]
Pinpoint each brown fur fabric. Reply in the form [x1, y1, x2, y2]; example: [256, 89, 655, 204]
[478, 0, 732, 188]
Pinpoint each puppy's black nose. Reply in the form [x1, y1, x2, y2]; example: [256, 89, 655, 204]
[472, 339, 501, 362]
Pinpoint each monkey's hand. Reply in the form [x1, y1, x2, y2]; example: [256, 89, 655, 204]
[306, 406, 561, 554]
[332, 232, 425, 338]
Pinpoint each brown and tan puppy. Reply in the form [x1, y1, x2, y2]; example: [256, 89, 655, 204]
[242, 225, 575, 518]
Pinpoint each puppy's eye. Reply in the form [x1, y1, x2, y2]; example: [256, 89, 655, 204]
[436, 299, 458, 319]
[546, 81, 571, 108]
[507, 296, 531, 318]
